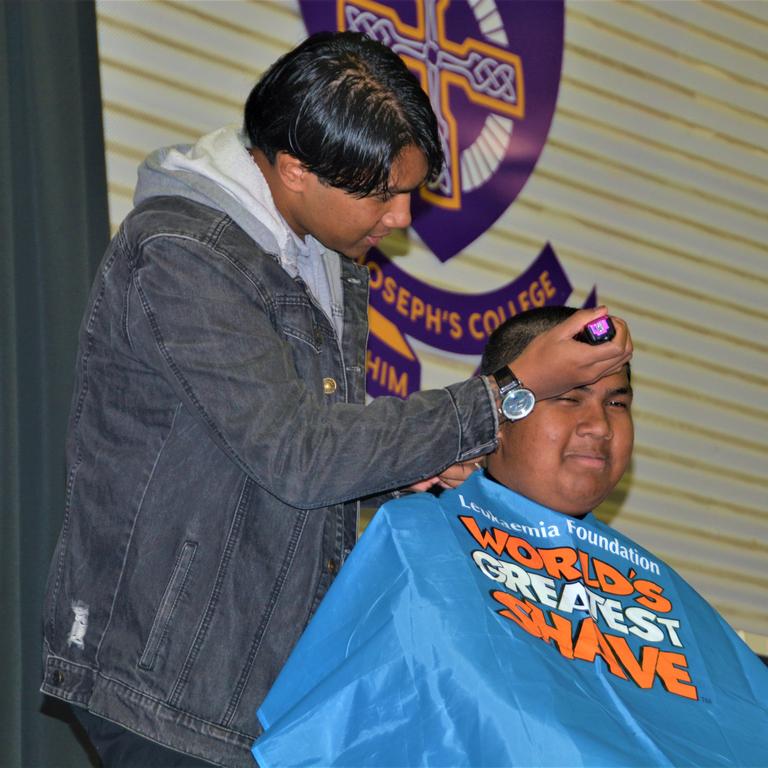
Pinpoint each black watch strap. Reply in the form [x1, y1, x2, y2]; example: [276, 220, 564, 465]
[492, 366, 523, 395]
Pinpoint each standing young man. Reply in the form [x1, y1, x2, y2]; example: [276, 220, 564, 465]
[41, 33, 631, 766]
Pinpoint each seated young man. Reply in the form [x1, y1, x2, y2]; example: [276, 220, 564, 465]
[251, 307, 768, 767]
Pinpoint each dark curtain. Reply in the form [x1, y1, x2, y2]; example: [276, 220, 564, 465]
[1, 1, 109, 765]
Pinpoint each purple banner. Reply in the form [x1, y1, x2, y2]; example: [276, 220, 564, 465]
[366, 324, 422, 397]
[364, 242, 571, 354]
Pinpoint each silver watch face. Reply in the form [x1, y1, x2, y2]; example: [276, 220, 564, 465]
[501, 387, 535, 421]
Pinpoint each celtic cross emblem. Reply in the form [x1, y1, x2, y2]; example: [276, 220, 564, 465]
[341, 0, 525, 210]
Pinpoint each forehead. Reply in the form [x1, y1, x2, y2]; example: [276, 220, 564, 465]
[559, 367, 632, 398]
[388, 145, 428, 190]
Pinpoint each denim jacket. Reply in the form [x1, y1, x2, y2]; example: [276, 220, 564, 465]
[41, 191, 498, 765]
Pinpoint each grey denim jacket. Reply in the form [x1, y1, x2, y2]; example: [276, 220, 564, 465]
[41, 195, 498, 766]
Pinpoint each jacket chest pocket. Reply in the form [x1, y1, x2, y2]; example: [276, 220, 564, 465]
[275, 295, 344, 400]
[277, 297, 325, 353]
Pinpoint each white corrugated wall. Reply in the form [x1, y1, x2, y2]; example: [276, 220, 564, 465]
[95, 0, 768, 653]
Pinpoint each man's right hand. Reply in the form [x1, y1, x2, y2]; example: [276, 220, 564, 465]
[508, 306, 633, 399]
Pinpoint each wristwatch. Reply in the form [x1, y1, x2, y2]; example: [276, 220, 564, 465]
[492, 366, 536, 422]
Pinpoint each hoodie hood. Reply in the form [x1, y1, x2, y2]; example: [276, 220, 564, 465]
[134, 125, 300, 274]
[133, 125, 345, 338]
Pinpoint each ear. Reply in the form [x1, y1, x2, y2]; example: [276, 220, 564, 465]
[275, 151, 310, 193]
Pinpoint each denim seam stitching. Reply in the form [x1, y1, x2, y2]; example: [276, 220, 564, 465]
[86, 670, 256, 743]
[93, 401, 183, 667]
[137, 233, 278, 321]
[221, 507, 309, 727]
[169, 476, 252, 708]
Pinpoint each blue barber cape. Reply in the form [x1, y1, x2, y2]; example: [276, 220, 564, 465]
[253, 472, 768, 766]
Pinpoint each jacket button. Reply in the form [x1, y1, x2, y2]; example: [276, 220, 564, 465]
[51, 670, 64, 686]
[327, 559, 338, 575]
[322, 378, 337, 395]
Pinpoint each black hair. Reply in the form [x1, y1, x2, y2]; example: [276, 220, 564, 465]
[244, 31, 443, 198]
[480, 306, 631, 382]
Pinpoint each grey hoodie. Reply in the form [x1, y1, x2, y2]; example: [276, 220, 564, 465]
[134, 125, 345, 339]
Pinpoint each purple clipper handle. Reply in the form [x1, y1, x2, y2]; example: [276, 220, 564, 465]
[575, 315, 616, 345]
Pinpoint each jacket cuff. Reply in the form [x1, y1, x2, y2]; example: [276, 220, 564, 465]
[444, 376, 499, 461]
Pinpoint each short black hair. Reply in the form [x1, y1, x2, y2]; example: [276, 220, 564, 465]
[244, 31, 443, 198]
[480, 306, 631, 382]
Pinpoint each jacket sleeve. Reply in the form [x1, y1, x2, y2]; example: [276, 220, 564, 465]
[127, 233, 498, 509]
